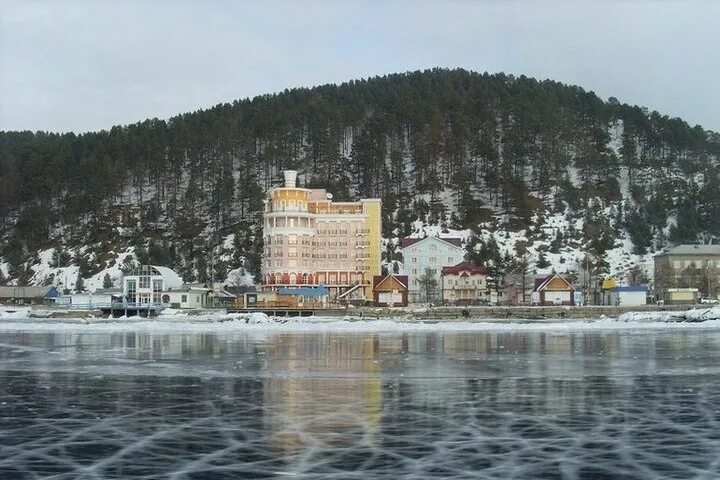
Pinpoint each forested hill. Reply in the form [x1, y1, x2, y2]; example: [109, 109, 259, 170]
[1, 68, 720, 288]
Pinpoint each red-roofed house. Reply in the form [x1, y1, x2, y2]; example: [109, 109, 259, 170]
[440, 261, 490, 305]
[372, 274, 409, 307]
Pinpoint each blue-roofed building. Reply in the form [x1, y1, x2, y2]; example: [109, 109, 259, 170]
[277, 286, 330, 306]
[606, 285, 648, 306]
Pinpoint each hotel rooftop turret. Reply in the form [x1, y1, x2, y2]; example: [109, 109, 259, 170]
[261, 170, 381, 300]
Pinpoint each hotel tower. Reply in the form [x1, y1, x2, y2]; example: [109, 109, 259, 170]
[261, 170, 382, 300]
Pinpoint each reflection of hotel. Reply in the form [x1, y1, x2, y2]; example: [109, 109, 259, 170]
[261, 170, 381, 300]
[262, 334, 385, 454]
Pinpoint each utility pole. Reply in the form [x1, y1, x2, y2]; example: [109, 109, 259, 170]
[706, 259, 711, 298]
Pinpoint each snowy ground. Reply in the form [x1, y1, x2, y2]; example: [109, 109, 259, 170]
[3, 307, 720, 333]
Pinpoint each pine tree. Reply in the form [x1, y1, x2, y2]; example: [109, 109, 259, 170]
[416, 268, 439, 304]
[536, 251, 551, 269]
[75, 273, 85, 293]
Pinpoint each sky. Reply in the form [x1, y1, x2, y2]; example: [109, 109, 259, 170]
[1, 0, 718, 133]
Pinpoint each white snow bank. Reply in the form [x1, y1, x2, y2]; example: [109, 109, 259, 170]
[618, 307, 720, 323]
[617, 311, 673, 323]
[683, 307, 720, 322]
[0, 307, 33, 319]
[156, 307, 189, 317]
[2, 317, 720, 334]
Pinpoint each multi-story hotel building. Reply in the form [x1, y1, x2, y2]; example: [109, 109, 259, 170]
[261, 170, 382, 300]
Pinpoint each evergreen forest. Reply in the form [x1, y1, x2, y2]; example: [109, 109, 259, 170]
[1, 68, 719, 286]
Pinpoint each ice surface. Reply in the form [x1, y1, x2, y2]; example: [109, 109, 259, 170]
[1, 327, 719, 478]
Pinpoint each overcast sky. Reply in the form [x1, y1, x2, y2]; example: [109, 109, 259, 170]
[1, 0, 718, 133]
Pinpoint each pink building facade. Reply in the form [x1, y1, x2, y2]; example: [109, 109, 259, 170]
[261, 171, 382, 300]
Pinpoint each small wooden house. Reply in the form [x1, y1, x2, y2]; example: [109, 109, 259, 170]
[372, 275, 409, 307]
[532, 273, 575, 306]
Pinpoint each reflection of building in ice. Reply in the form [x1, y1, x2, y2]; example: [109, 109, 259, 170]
[262, 334, 385, 454]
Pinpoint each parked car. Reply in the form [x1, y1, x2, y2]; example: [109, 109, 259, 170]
[700, 297, 719, 304]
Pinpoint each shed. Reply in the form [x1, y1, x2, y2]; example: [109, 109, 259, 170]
[0, 286, 59, 305]
[607, 285, 648, 306]
[372, 275, 409, 307]
[664, 288, 699, 305]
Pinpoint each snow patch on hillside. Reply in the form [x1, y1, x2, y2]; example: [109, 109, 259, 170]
[27, 247, 135, 292]
[402, 206, 656, 284]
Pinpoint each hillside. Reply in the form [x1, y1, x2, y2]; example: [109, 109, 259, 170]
[1, 68, 719, 291]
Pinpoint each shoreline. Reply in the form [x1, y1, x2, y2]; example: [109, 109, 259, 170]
[4, 303, 694, 320]
[1, 304, 718, 326]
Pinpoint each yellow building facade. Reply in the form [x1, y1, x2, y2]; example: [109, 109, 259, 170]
[261, 170, 382, 300]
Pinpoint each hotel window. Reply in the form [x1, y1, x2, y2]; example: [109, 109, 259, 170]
[126, 279, 137, 303]
[139, 276, 150, 289]
[412, 269, 417, 275]
[412, 257, 417, 263]
[288, 235, 297, 245]
[448, 257, 453, 263]
[181, 294, 187, 303]
[275, 260, 282, 267]
[429, 257, 436, 263]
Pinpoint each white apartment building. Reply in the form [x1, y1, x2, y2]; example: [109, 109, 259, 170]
[399, 237, 465, 302]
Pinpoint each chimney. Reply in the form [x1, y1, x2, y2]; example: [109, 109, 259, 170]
[283, 170, 297, 188]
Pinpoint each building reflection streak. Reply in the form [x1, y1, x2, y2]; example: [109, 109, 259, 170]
[261, 333, 386, 456]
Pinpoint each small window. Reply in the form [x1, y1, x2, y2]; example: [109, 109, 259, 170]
[181, 294, 187, 303]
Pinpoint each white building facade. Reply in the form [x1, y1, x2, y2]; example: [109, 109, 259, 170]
[400, 237, 465, 303]
[122, 266, 213, 309]
[607, 286, 648, 306]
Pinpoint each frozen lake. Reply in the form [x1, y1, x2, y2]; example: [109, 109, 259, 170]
[2, 319, 720, 478]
